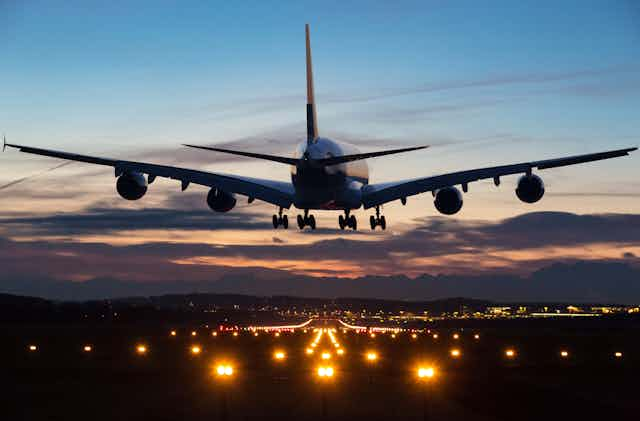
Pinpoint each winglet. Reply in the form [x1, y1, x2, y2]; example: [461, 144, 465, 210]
[2, 134, 6, 152]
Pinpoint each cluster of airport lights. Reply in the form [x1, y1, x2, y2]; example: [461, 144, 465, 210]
[24, 328, 628, 380]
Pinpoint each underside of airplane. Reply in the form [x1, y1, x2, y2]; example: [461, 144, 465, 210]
[3, 25, 637, 231]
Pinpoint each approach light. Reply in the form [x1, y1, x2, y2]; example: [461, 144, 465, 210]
[170, 330, 177, 337]
[614, 351, 623, 358]
[321, 352, 331, 360]
[212, 331, 218, 337]
[274, 351, 286, 361]
[233, 332, 239, 337]
[83, 345, 92, 352]
[306, 348, 314, 355]
[275, 332, 280, 337]
[366, 352, 378, 362]
[337, 348, 344, 355]
[136, 345, 147, 355]
[411, 333, 417, 339]
[505, 349, 516, 358]
[474, 334, 480, 340]
[391, 334, 396, 339]
[190, 345, 201, 355]
[417, 366, 435, 379]
[453, 333, 459, 340]
[370, 333, 376, 338]
[433, 334, 439, 339]
[560, 350, 569, 358]
[28, 345, 37, 352]
[191, 331, 197, 337]
[254, 332, 259, 337]
[450, 348, 461, 358]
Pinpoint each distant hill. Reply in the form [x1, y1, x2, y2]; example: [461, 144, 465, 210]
[0, 260, 638, 304]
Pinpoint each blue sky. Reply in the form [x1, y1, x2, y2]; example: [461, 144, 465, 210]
[0, 1, 638, 287]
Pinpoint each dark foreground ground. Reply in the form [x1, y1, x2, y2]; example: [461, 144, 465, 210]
[2, 320, 639, 421]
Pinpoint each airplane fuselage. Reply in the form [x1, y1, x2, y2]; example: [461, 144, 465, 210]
[291, 138, 368, 210]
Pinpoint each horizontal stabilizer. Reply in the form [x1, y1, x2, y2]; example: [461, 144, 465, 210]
[183, 144, 299, 165]
[315, 145, 428, 166]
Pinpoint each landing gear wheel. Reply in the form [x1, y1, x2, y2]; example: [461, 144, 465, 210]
[339, 215, 346, 230]
[282, 214, 288, 229]
[309, 215, 316, 230]
[349, 215, 357, 230]
[272, 215, 278, 229]
[297, 214, 304, 229]
[380, 215, 386, 230]
[370, 215, 376, 230]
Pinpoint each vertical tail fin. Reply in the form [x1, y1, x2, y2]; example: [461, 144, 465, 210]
[305, 24, 318, 144]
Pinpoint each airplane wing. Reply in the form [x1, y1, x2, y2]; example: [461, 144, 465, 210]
[361, 147, 637, 209]
[4, 143, 295, 208]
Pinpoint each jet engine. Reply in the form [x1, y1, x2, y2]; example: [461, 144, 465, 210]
[207, 188, 236, 212]
[515, 174, 545, 203]
[434, 186, 463, 215]
[116, 172, 148, 200]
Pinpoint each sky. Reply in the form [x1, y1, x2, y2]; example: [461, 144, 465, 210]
[0, 1, 639, 297]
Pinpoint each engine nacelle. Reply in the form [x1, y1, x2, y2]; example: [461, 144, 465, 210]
[516, 174, 545, 203]
[116, 172, 148, 200]
[207, 188, 236, 212]
[434, 186, 463, 215]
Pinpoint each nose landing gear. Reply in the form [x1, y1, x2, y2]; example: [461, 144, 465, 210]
[338, 211, 357, 230]
[369, 206, 386, 230]
[272, 207, 288, 229]
[297, 209, 316, 230]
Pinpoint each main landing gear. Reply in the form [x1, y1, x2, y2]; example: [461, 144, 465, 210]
[369, 206, 386, 230]
[297, 209, 316, 230]
[272, 207, 288, 229]
[338, 210, 357, 230]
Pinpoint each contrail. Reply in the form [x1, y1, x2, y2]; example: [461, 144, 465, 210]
[0, 161, 74, 191]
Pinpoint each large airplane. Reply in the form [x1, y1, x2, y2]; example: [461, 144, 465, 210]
[3, 25, 637, 231]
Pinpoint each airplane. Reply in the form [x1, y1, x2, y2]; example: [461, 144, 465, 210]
[3, 24, 637, 231]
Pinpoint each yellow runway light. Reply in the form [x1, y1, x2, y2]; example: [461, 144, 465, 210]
[417, 366, 435, 379]
[317, 366, 334, 377]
